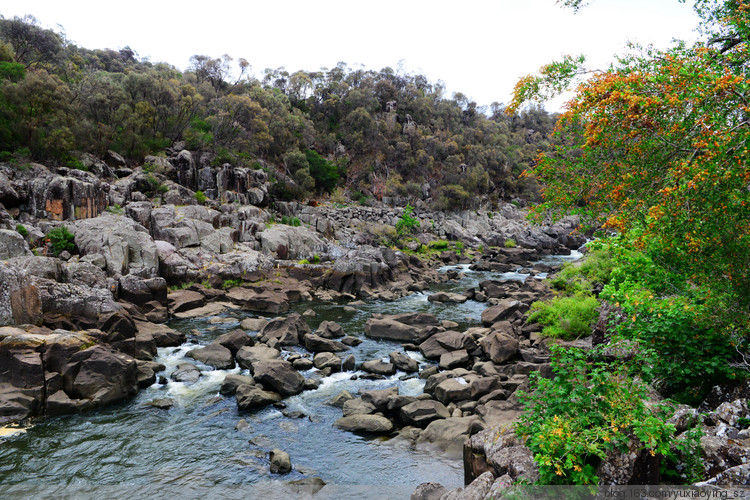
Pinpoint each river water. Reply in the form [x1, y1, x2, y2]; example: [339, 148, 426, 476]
[0, 252, 580, 499]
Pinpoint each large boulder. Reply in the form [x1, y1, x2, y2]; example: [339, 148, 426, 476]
[0, 331, 44, 423]
[325, 246, 397, 295]
[236, 384, 282, 410]
[416, 416, 485, 455]
[481, 300, 523, 326]
[61, 345, 138, 406]
[259, 224, 327, 260]
[186, 343, 235, 369]
[400, 400, 450, 428]
[302, 333, 347, 353]
[479, 332, 519, 364]
[236, 344, 280, 372]
[258, 314, 309, 346]
[252, 359, 305, 396]
[73, 213, 159, 277]
[365, 314, 438, 344]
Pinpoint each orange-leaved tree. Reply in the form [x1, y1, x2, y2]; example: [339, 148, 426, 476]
[511, 0, 750, 320]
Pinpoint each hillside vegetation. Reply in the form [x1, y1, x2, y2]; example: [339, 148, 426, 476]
[0, 15, 558, 208]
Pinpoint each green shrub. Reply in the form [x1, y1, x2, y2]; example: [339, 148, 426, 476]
[297, 259, 310, 265]
[504, 238, 517, 248]
[551, 246, 615, 295]
[195, 190, 207, 204]
[395, 203, 420, 235]
[428, 240, 449, 250]
[46, 226, 75, 256]
[145, 173, 169, 196]
[527, 294, 599, 340]
[516, 346, 680, 485]
[221, 278, 242, 289]
[434, 184, 471, 210]
[15, 224, 28, 237]
[60, 154, 87, 171]
[106, 204, 124, 215]
[280, 215, 301, 227]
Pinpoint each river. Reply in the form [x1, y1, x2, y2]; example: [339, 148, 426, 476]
[0, 252, 581, 499]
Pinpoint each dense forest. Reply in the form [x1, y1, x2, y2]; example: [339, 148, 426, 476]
[0, 15, 558, 208]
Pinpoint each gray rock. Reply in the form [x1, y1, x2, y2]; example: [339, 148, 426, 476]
[0, 229, 31, 260]
[390, 351, 419, 373]
[439, 349, 470, 370]
[313, 352, 341, 371]
[411, 482, 448, 500]
[170, 363, 201, 384]
[400, 400, 450, 428]
[342, 398, 376, 417]
[73, 213, 158, 277]
[316, 320, 345, 338]
[240, 317, 268, 331]
[186, 343, 235, 369]
[220, 374, 256, 396]
[269, 449, 292, 474]
[334, 414, 394, 434]
[252, 359, 305, 396]
[236, 384, 282, 410]
[481, 300, 522, 326]
[361, 359, 396, 376]
[327, 390, 354, 409]
[479, 332, 519, 364]
[434, 378, 472, 404]
[236, 344, 281, 372]
[302, 333, 348, 353]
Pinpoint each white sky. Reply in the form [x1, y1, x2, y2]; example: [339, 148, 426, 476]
[1, 0, 700, 111]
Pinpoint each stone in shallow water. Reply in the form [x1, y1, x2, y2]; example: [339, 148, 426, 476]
[146, 398, 176, 410]
[269, 448, 292, 474]
[334, 414, 394, 434]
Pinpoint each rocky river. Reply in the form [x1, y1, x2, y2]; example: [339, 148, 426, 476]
[0, 254, 579, 499]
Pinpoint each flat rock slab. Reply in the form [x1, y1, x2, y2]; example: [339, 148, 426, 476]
[173, 301, 237, 319]
[334, 414, 394, 434]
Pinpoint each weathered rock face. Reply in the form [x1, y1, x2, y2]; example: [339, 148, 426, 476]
[0, 262, 42, 327]
[0, 229, 31, 260]
[26, 168, 108, 221]
[258, 314, 309, 346]
[73, 213, 158, 277]
[479, 332, 519, 364]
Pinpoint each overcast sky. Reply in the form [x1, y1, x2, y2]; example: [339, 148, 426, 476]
[2, 1, 700, 111]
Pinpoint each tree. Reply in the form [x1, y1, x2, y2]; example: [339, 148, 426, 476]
[511, 0, 750, 329]
[0, 15, 62, 68]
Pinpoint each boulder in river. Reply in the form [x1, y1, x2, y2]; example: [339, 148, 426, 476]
[236, 384, 282, 410]
[269, 448, 292, 474]
[400, 400, 450, 428]
[252, 359, 305, 396]
[334, 414, 394, 434]
[236, 344, 280, 372]
[186, 343, 235, 370]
